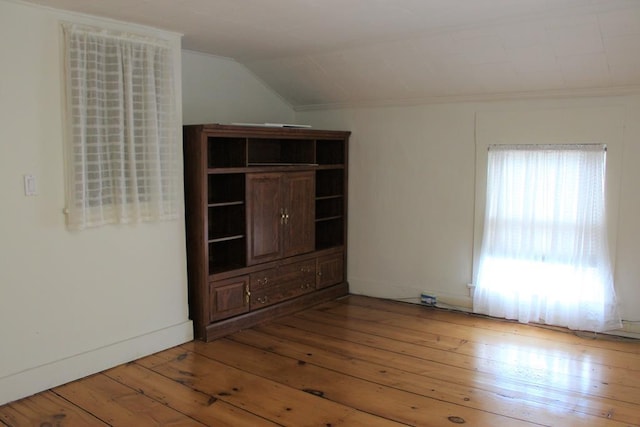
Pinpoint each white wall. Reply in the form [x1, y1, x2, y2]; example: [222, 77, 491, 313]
[296, 95, 640, 335]
[182, 50, 294, 125]
[0, 0, 295, 405]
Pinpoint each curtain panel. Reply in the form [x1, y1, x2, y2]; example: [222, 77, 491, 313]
[473, 144, 621, 332]
[63, 24, 180, 230]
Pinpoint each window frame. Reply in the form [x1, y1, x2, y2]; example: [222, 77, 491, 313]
[472, 108, 624, 289]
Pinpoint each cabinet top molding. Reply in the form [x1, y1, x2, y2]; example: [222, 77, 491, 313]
[232, 122, 312, 128]
[185, 123, 351, 139]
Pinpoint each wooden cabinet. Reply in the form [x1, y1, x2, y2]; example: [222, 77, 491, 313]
[183, 124, 350, 341]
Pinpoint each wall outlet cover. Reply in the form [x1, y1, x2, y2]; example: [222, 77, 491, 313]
[420, 293, 437, 305]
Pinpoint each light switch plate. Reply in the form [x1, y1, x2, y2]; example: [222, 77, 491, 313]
[24, 174, 36, 196]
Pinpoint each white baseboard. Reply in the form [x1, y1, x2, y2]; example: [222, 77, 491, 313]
[348, 276, 473, 311]
[612, 321, 640, 339]
[349, 277, 640, 340]
[0, 320, 193, 406]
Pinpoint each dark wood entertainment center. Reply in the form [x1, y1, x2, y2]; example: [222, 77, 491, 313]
[183, 124, 350, 341]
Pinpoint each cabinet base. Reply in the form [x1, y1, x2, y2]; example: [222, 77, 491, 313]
[203, 282, 349, 341]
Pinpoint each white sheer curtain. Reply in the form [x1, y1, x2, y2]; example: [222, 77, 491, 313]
[473, 144, 621, 332]
[63, 24, 180, 230]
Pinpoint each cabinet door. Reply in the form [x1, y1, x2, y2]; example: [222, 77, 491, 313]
[209, 276, 250, 321]
[247, 173, 283, 265]
[316, 253, 344, 289]
[283, 171, 315, 258]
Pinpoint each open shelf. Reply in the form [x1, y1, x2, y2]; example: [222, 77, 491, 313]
[208, 204, 245, 241]
[207, 135, 344, 168]
[315, 167, 345, 249]
[315, 216, 343, 223]
[209, 235, 244, 243]
[208, 137, 246, 168]
[248, 138, 314, 165]
[316, 139, 345, 165]
[207, 174, 245, 205]
[316, 196, 343, 220]
[208, 200, 244, 208]
[207, 172, 246, 273]
[209, 238, 246, 274]
[315, 217, 344, 250]
[316, 169, 344, 198]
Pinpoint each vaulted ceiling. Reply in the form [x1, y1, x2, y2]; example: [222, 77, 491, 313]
[24, 0, 640, 109]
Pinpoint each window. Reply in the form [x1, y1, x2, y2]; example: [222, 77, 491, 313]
[473, 144, 621, 332]
[63, 24, 180, 230]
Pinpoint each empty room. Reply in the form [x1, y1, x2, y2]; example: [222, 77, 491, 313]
[1, 0, 640, 425]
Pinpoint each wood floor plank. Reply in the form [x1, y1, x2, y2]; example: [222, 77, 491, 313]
[249, 321, 640, 425]
[145, 347, 405, 427]
[343, 295, 640, 355]
[189, 338, 542, 427]
[323, 299, 640, 371]
[0, 390, 107, 427]
[105, 362, 280, 427]
[320, 302, 640, 398]
[53, 374, 205, 426]
[292, 305, 640, 404]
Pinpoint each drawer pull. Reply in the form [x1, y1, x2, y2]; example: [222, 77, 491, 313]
[301, 283, 311, 289]
[257, 277, 269, 286]
[257, 296, 269, 304]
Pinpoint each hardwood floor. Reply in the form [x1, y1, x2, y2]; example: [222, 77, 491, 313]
[2, 295, 640, 426]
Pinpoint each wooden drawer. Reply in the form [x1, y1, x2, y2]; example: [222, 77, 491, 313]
[249, 259, 316, 309]
[250, 280, 315, 310]
[249, 267, 278, 291]
[316, 253, 344, 289]
[250, 259, 316, 291]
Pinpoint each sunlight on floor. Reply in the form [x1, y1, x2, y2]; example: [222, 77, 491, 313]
[475, 342, 596, 394]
